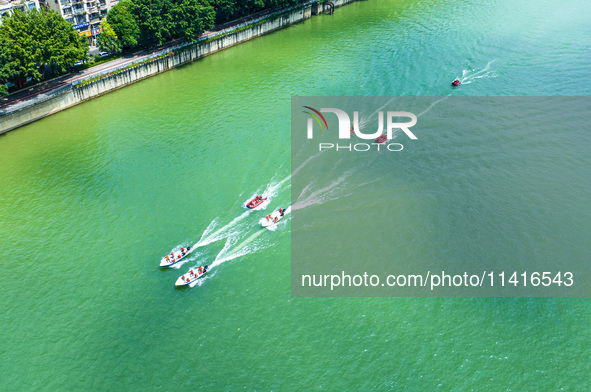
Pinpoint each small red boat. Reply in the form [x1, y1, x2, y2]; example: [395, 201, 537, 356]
[375, 135, 388, 144]
[246, 196, 267, 209]
[350, 126, 355, 135]
[452, 79, 461, 86]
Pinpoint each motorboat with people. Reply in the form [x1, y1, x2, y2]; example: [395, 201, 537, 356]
[261, 207, 287, 228]
[452, 79, 461, 86]
[375, 134, 388, 144]
[160, 246, 194, 267]
[246, 195, 267, 209]
[175, 265, 209, 286]
[350, 125, 355, 135]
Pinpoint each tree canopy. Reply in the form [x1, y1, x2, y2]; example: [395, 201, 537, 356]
[98, 20, 122, 53]
[126, 0, 215, 45]
[170, 0, 216, 42]
[106, 0, 299, 48]
[0, 0, 304, 95]
[0, 9, 87, 94]
[0, 29, 17, 95]
[107, 0, 140, 49]
[210, 0, 300, 24]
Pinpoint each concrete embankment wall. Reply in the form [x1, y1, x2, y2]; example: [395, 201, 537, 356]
[0, 0, 356, 134]
[71, 6, 315, 103]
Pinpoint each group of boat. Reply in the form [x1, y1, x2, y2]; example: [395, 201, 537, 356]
[245, 195, 288, 228]
[161, 193, 289, 287]
[163, 76, 461, 288]
[159, 245, 206, 286]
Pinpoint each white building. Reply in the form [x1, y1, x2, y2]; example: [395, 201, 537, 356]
[46, 0, 119, 45]
[0, 0, 40, 23]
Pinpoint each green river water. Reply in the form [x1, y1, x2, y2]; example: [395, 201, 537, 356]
[1, 0, 591, 390]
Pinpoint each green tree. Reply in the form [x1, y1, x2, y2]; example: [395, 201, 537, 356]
[97, 20, 122, 53]
[209, 0, 239, 24]
[107, 0, 140, 48]
[0, 29, 18, 96]
[171, 0, 215, 41]
[132, 0, 175, 45]
[106, 0, 293, 50]
[0, 10, 41, 83]
[130, 0, 214, 45]
[210, 0, 298, 24]
[37, 10, 89, 75]
[0, 9, 87, 87]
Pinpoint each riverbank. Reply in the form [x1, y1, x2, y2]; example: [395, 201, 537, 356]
[0, 0, 356, 135]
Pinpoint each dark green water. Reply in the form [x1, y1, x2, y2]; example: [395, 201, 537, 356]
[1, 0, 590, 389]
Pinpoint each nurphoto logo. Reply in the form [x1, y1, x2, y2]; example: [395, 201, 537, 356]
[303, 106, 418, 151]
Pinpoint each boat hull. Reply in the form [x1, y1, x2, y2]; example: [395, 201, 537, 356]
[260, 209, 286, 228]
[175, 267, 209, 286]
[246, 197, 267, 209]
[160, 247, 194, 267]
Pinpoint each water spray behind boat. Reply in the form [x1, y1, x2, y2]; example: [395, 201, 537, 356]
[210, 229, 270, 269]
[194, 211, 251, 249]
[459, 59, 497, 84]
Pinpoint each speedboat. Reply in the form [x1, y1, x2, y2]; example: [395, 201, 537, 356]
[160, 246, 194, 267]
[260, 207, 287, 228]
[246, 196, 267, 209]
[175, 265, 209, 286]
[375, 134, 388, 144]
[350, 126, 355, 134]
[452, 79, 461, 86]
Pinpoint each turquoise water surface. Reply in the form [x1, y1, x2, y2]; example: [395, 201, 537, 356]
[1, 0, 590, 389]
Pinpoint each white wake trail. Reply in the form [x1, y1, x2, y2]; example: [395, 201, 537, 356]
[194, 211, 250, 248]
[210, 229, 270, 269]
[416, 96, 450, 118]
[460, 59, 497, 84]
[293, 171, 353, 210]
[292, 150, 324, 177]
